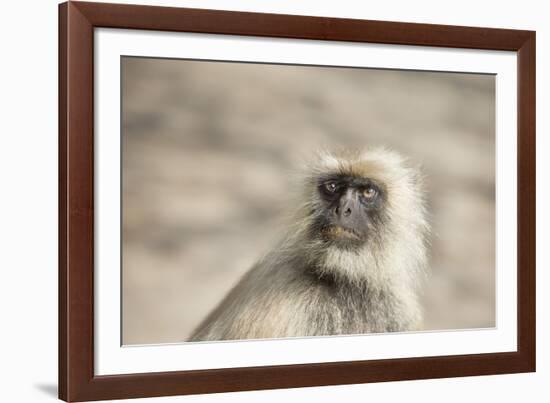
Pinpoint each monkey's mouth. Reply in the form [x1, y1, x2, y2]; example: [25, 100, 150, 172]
[322, 226, 362, 241]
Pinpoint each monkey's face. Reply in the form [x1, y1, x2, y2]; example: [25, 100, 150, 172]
[312, 174, 386, 249]
[291, 149, 427, 284]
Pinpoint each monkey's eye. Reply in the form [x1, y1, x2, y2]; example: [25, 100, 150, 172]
[363, 186, 378, 200]
[324, 182, 338, 193]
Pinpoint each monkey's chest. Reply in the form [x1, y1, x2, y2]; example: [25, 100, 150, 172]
[300, 288, 406, 335]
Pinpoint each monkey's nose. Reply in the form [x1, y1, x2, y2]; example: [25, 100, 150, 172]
[335, 204, 353, 218]
[335, 189, 360, 221]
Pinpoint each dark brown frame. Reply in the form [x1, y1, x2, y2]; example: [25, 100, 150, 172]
[59, 1, 536, 401]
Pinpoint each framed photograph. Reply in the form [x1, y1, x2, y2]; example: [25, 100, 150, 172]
[59, 1, 536, 401]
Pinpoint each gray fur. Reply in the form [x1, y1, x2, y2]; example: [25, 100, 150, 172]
[189, 148, 430, 342]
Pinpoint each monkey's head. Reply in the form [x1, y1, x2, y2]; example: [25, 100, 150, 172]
[287, 148, 430, 287]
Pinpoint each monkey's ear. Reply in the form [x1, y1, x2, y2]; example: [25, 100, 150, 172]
[409, 165, 427, 189]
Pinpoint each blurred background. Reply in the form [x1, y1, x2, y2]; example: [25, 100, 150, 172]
[122, 57, 495, 345]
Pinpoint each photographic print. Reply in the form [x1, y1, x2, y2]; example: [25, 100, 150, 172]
[59, 3, 535, 400]
[121, 57, 495, 345]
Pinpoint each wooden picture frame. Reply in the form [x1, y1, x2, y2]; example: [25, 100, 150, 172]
[59, 1, 536, 401]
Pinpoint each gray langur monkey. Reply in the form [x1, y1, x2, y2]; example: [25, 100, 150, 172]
[189, 148, 430, 342]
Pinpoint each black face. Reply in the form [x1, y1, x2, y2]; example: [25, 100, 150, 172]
[313, 174, 385, 248]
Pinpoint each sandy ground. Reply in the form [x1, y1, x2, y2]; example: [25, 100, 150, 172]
[121, 57, 495, 345]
